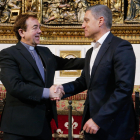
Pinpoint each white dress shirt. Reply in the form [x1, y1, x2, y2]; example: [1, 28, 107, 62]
[90, 31, 110, 75]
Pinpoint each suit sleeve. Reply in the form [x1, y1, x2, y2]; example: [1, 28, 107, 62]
[92, 41, 136, 131]
[62, 48, 89, 98]
[0, 49, 43, 102]
[54, 55, 85, 70]
[63, 67, 87, 98]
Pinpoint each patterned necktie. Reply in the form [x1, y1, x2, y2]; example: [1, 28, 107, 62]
[29, 46, 45, 82]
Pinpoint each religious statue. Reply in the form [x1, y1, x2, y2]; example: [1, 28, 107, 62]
[0, 0, 131, 24]
[43, 0, 87, 24]
[0, 0, 5, 17]
[43, 0, 65, 23]
[59, 0, 77, 23]
[26, 0, 37, 12]
[43, 0, 77, 24]
[0, 0, 21, 23]
[125, 0, 140, 22]
[76, 0, 87, 22]
[110, 0, 123, 23]
[8, 0, 21, 9]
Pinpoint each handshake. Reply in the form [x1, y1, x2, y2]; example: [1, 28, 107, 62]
[49, 85, 64, 101]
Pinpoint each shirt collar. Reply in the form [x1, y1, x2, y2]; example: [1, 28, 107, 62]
[91, 31, 110, 47]
[20, 41, 35, 51]
[98, 31, 110, 45]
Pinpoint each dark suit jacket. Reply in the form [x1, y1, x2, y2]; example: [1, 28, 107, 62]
[0, 42, 84, 136]
[63, 33, 136, 140]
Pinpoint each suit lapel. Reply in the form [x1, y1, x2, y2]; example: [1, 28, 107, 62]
[16, 42, 44, 83]
[85, 47, 93, 88]
[89, 33, 113, 87]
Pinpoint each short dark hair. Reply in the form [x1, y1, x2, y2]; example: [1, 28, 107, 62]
[86, 5, 112, 29]
[13, 14, 38, 41]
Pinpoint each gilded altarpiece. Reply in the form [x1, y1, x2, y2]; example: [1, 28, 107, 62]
[0, 0, 140, 44]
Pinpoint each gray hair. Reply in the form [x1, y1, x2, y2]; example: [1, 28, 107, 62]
[86, 5, 112, 29]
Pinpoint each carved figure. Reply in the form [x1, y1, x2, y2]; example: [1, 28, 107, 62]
[26, 0, 37, 12]
[59, 1, 77, 23]
[111, 0, 123, 23]
[8, 0, 21, 9]
[0, 0, 21, 23]
[0, 9, 10, 23]
[0, 0, 10, 23]
[43, 0, 87, 24]
[0, 0, 5, 17]
[126, 0, 140, 21]
[76, 0, 87, 22]
[60, 10, 77, 22]
[111, 0, 121, 11]
[44, 0, 72, 23]
[43, 0, 61, 23]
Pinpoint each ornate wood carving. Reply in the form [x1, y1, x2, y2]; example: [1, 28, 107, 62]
[0, 0, 140, 44]
[0, 23, 140, 44]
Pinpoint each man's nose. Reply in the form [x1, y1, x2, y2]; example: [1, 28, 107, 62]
[38, 28, 42, 34]
[82, 23, 85, 29]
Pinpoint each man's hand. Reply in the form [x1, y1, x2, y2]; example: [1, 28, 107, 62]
[49, 85, 65, 101]
[54, 85, 64, 93]
[52, 85, 64, 101]
[83, 118, 100, 134]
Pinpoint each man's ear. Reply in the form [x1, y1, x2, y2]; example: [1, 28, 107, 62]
[98, 16, 104, 27]
[18, 29, 25, 38]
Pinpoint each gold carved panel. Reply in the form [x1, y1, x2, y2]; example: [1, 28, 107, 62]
[22, 0, 42, 23]
[60, 51, 81, 77]
[0, 0, 140, 44]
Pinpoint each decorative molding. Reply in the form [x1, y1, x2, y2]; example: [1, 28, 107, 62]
[0, 23, 140, 44]
[60, 50, 81, 77]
